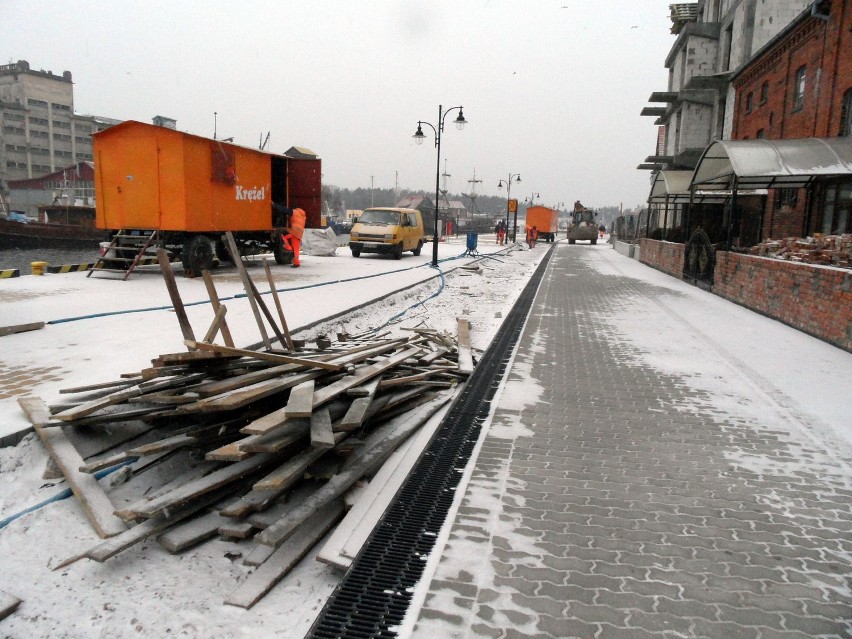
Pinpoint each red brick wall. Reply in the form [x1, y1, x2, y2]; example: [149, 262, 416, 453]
[714, 251, 851, 352]
[637, 240, 851, 352]
[639, 239, 685, 278]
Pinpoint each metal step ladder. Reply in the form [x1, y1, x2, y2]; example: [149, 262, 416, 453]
[87, 230, 163, 280]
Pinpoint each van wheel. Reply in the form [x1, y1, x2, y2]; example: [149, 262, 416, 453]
[591, 238, 597, 245]
[412, 240, 423, 256]
[182, 235, 215, 274]
[393, 242, 403, 260]
[351, 249, 361, 258]
[569, 238, 576, 244]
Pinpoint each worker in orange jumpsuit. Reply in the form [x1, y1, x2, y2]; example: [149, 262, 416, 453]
[282, 207, 306, 268]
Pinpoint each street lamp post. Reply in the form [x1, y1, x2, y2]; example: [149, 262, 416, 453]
[413, 104, 467, 267]
[498, 174, 522, 243]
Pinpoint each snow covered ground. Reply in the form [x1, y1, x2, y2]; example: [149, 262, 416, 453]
[0, 236, 546, 639]
[1, 237, 849, 639]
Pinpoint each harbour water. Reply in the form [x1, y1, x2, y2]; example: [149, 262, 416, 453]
[0, 247, 101, 273]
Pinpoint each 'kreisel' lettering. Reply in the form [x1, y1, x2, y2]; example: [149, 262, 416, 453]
[235, 186, 266, 201]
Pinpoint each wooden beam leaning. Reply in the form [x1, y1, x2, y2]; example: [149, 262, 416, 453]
[201, 269, 235, 347]
[263, 258, 295, 351]
[224, 231, 271, 350]
[18, 397, 127, 539]
[157, 248, 196, 349]
[201, 304, 228, 344]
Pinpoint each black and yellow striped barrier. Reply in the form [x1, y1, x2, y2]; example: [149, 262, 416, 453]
[0, 269, 20, 278]
[46, 263, 94, 274]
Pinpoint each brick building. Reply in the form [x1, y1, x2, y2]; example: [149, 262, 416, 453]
[731, 0, 852, 238]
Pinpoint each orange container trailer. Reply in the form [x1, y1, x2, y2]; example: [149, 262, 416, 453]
[524, 205, 559, 242]
[93, 120, 321, 272]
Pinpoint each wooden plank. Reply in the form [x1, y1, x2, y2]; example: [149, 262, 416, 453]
[59, 378, 135, 395]
[205, 437, 261, 462]
[310, 346, 423, 410]
[124, 453, 277, 519]
[337, 378, 381, 432]
[157, 510, 225, 553]
[243, 543, 276, 567]
[186, 370, 325, 413]
[201, 269, 235, 347]
[285, 379, 315, 417]
[239, 421, 309, 454]
[0, 321, 44, 338]
[84, 488, 224, 562]
[310, 407, 334, 449]
[457, 317, 474, 374]
[194, 363, 300, 398]
[263, 258, 295, 351]
[224, 500, 345, 609]
[225, 231, 271, 350]
[185, 341, 342, 371]
[256, 393, 450, 549]
[218, 521, 257, 539]
[51, 386, 142, 422]
[0, 590, 22, 621]
[157, 248, 196, 348]
[18, 397, 127, 538]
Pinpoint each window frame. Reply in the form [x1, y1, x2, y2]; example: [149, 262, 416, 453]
[792, 66, 806, 112]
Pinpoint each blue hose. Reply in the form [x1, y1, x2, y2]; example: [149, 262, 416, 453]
[47, 249, 481, 326]
[0, 457, 138, 531]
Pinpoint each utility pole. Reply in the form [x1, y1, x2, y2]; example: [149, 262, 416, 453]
[370, 174, 374, 207]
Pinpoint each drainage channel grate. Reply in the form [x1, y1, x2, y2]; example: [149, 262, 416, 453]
[307, 247, 555, 639]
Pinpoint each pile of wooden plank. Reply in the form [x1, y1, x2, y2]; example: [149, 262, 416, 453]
[749, 233, 851, 268]
[15, 235, 475, 609]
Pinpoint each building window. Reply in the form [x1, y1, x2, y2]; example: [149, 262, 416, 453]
[745, 92, 754, 113]
[793, 66, 806, 112]
[4, 112, 25, 121]
[775, 188, 798, 209]
[51, 103, 71, 111]
[28, 98, 48, 108]
[841, 89, 852, 136]
[820, 181, 851, 235]
[760, 81, 769, 104]
[756, 129, 765, 139]
[52, 120, 71, 129]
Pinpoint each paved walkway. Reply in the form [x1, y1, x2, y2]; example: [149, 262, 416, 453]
[410, 243, 852, 639]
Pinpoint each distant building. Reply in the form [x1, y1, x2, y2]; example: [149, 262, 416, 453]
[0, 59, 119, 187]
[7, 161, 95, 218]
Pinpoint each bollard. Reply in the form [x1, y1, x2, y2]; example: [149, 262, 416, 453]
[31, 261, 48, 276]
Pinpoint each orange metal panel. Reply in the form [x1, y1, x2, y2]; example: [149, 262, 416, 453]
[94, 121, 277, 232]
[525, 206, 559, 233]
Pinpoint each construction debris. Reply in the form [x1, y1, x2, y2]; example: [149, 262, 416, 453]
[13, 233, 472, 610]
[749, 233, 851, 268]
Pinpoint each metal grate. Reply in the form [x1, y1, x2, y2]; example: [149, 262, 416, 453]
[308, 246, 555, 639]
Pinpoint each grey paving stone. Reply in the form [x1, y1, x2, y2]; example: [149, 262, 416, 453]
[411, 246, 852, 639]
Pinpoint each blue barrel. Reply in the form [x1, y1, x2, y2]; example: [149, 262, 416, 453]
[466, 232, 478, 251]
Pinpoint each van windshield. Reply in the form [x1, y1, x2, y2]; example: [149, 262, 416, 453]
[358, 210, 400, 226]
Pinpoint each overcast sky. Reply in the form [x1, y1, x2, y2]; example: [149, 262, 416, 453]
[2, 1, 675, 210]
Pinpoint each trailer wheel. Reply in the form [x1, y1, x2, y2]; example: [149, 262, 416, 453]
[182, 235, 215, 274]
[568, 238, 576, 244]
[591, 238, 597, 245]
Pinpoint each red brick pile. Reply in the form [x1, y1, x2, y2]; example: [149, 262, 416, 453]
[749, 234, 851, 269]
